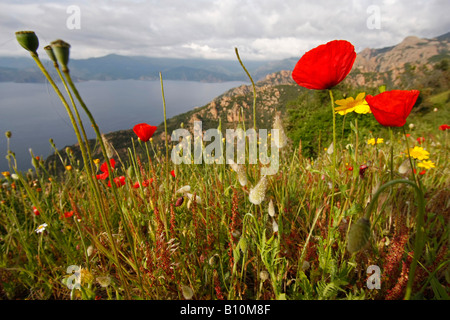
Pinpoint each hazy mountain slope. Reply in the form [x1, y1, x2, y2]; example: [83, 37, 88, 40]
[41, 32, 450, 170]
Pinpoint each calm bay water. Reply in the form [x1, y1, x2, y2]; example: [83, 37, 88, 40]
[0, 79, 245, 171]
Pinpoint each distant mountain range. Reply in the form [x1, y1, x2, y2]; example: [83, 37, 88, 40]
[0, 53, 296, 83]
[2, 32, 449, 85]
[42, 31, 450, 172]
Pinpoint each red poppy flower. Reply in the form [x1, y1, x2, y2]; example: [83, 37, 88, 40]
[33, 206, 40, 216]
[96, 158, 116, 180]
[64, 211, 74, 218]
[107, 175, 126, 188]
[439, 124, 450, 131]
[133, 123, 157, 142]
[292, 40, 356, 90]
[132, 178, 153, 189]
[132, 181, 140, 189]
[171, 170, 175, 177]
[365, 90, 420, 127]
[142, 178, 153, 187]
[417, 137, 425, 144]
[419, 169, 426, 175]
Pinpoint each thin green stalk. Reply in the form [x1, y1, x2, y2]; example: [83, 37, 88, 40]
[402, 126, 419, 186]
[389, 127, 394, 181]
[29, 53, 92, 185]
[363, 179, 426, 300]
[62, 69, 135, 299]
[235, 48, 257, 130]
[328, 89, 337, 229]
[53, 64, 96, 176]
[159, 72, 170, 196]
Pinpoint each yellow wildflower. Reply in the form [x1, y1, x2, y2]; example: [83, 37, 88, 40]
[408, 146, 430, 160]
[417, 160, 435, 169]
[335, 92, 371, 115]
[367, 138, 384, 145]
[65, 165, 72, 171]
[93, 158, 100, 165]
[1, 171, 10, 177]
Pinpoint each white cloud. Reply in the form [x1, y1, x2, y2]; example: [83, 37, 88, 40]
[0, 0, 448, 60]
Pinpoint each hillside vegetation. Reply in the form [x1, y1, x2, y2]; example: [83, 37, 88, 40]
[1, 32, 449, 301]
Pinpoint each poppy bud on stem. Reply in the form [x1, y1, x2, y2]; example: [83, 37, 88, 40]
[50, 39, 71, 72]
[44, 45, 58, 67]
[15, 31, 39, 56]
[347, 217, 371, 253]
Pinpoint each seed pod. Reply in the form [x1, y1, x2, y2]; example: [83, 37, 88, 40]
[347, 217, 371, 253]
[272, 219, 279, 233]
[229, 159, 247, 186]
[268, 199, 275, 217]
[181, 285, 194, 300]
[44, 45, 57, 63]
[273, 113, 287, 148]
[175, 196, 184, 207]
[260, 270, 269, 282]
[96, 276, 111, 288]
[50, 39, 71, 71]
[15, 31, 39, 55]
[238, 236, 248, 253]
[5, 131, 11, 139]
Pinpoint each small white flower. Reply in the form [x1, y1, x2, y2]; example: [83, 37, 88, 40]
[409, 123, 415, 129]
[11, 173, 19, 180]
[35, 223, 48, 233]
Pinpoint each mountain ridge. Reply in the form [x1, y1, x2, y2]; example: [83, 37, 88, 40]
[35, 31, 450, 170]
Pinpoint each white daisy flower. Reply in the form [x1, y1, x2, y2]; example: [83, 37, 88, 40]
[35, 223, 48, 233]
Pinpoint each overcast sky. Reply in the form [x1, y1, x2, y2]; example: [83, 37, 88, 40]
[1, 0, 449, 61]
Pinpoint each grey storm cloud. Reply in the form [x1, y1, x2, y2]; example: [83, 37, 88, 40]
[0, 0, 449, 60]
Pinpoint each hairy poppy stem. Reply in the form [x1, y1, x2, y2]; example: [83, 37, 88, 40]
[159, 72, 170, 197]
[53, 64, 96, 177]
[363, 179, 425, 300]
[62, 69, 135, 299]
[29, 54, 93, 181]
[235, 48, 257, 130]
[389, 127, 394, 181]
[402, 126, 420, 186]
[328, 89, 337, 226]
